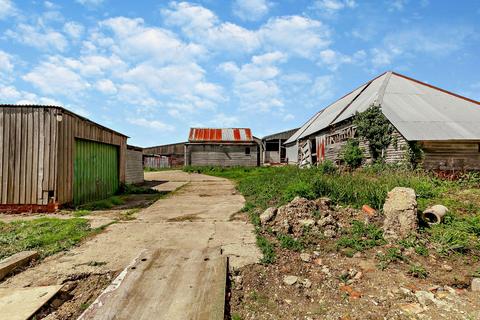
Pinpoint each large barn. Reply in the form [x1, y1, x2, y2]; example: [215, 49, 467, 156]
[285, 71, 480, 170]
[185, 128, 259, 167]
[0, 105, 128, 212]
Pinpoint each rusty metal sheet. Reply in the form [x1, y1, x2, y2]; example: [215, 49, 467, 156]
[189, 128, 253, 142]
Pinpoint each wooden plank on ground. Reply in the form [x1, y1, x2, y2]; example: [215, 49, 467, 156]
[78, 248, 227, 320]
[0, 251, 39, 281]
[0, 285, 62, 320]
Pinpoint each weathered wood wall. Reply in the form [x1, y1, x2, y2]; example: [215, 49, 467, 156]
[143, 142, 185, 167]
[126, 147, 144, 184]
[421, 141, 480, 171]
[0, 107, 58, 205]
[285, 143, 298, 164]
[56, 110, 127, 205]
[186, 144, 258, 167]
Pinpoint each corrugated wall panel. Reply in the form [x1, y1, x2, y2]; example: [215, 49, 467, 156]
[73, 139, 119, 205]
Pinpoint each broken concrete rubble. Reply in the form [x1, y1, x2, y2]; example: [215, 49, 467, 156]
[382, 187, 418, 241]
[260, 207, 277, 225]
[266, 196, 341, 237]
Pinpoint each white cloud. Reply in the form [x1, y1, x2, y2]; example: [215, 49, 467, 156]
[283, 113, 295, 121]
[63, 21, 84, 40]
[311, 75, 334, 100]
[100, 16, 206, 64]
[6, 23, 68, 52]
[23, 58, 90, 95]
[209, 113, 239, 127]
[389, 0, 407, 11]
[233, 0, 272, 21]
[318, 49, 366, 70]
[0, 0, 17, 20]
[76, 0, 104, 7]
[220, 52, 287, 112]
[0, 84, 63, 106]
[96, 79, 117, 94]
[128, 118, 175, 132]
[312, 0, 356, 14]
[162, 2, 260, 54]
[259, 16, 331, 58]
[0, 50, 14, 74]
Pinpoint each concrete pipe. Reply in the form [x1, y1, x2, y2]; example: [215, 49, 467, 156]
[422, 205, 448, 225]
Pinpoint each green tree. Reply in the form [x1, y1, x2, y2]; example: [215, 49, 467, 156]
[353, 106, 393, 161]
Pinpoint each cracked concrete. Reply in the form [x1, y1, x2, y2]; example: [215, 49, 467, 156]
[1, 170, 261, 306]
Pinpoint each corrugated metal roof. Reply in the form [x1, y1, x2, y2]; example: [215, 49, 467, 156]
[188, 128, 253, 142]
[290, 72, 480, 142]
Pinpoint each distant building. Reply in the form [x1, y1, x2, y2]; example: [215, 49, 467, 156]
[143, 142, 186, 168]
[261, 128, 298, 165]
[0, 105, 128, 212]
[126, 145, 144, 184]
[285, 71, 480, 170]
[185, 128, 259, 167]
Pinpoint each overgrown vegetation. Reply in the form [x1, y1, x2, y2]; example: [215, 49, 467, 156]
[0, 217, 95, 259]
[256, 235, 276, 264]
[336, 220, 386, 255]
[79, 195, 125, 210]
[354, 105, 393, 161]
[340, 139, 364, 168]
[277, 234, 304, 251]
[185, 165, 480, 262]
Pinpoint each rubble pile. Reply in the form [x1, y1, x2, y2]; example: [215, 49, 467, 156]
[261, 196, 341, 238]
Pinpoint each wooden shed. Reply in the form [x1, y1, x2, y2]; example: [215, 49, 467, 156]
[143, 142, 186, 168]
[261, 128, 298, 165]
[0, 105, 128, 212]
[286, 72, 480, 170]
[185, 128, 259, 167]
[126, 145, 144, 184]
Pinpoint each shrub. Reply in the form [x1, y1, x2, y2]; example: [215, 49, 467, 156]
[317, 160, 337, 174]
[340, 139, 364, 168]
[354, 105, 394, 161]
[408, 264, 428, 278]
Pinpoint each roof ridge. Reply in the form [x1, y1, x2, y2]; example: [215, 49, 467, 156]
[373, 71, 392, 107]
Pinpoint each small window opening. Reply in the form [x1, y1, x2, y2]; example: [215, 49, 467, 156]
[245, 147, 251, 155]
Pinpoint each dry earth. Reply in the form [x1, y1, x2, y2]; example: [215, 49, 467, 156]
[0, 170, 261, 319]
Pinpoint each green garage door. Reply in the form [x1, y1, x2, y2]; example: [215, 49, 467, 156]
[74, 139, 119, 205]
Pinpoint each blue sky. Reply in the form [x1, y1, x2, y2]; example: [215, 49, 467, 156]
[0, 0, 479, 146]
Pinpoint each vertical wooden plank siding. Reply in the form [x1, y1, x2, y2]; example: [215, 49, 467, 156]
[56, 111, 126, 205]
[0, 107, 59, 205]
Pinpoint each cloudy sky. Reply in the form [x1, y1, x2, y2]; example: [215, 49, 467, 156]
[0, 0, 479, 146]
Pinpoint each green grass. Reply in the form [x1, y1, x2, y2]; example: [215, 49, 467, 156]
[72, 209, 91, 217]
[336, 220, 386, 254]
[78, 195, 126, 210]
[186, 165, 480, 258]
[256, 235, 276, 264]
[277, 234, 304, 251]
[0, 217, 95, 260]
[408, 264, 428, 278]
[377, 247, 405, 270]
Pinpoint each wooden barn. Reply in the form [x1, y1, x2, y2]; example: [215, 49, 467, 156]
[286, 71, 480, 170]
[185, 128, 259, 167]
[126, 145, 144, 184]
[261, 128, 298, 165]
[143, 142, 186, 168]
[0, 105, 128, 212]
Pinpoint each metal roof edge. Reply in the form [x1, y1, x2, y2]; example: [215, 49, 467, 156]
[391, 72, 480, 106]
[0, 104, 129, 138]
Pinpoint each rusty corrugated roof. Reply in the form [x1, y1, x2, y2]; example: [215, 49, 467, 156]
[188, 128, 253, 143]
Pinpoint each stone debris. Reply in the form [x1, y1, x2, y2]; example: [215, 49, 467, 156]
[268, 196, 340, 237]
[415, 290, 452, 310]
[382, 187, 418, 241]
[283, 275, 298, 286]
[302, 278, 312, 288]
[300, 253, 311, 262]
[472, 278, 480, 292]
[260, 207, 277, 225]
[399, 303, 424, 315]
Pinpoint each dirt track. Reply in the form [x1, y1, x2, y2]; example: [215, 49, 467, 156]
[1, 170, 260, 318]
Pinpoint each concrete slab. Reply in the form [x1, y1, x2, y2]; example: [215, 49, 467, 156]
[152, 181, 188, 192]
[0, 285, 62, 320]
[0, 251, 38, 280]
[79, 248, 227, 320]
